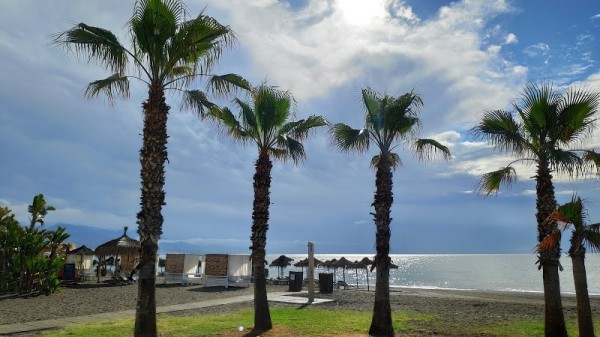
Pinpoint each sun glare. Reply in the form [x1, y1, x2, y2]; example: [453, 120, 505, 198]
[336, 0, 387, 26]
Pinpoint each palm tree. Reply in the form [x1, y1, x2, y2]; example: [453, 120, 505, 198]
[28, 194, 55, 231]
[51, 1, 248, 335]
[330, 87, 450, 337]
[211, 84, 327, 332]
[541, 195, 600, 337]
[470, 82, 600, 337]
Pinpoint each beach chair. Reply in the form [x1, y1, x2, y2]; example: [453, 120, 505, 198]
[336, 280, 351, 289]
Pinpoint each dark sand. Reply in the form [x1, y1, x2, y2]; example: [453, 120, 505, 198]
[1, 277, 598, 336]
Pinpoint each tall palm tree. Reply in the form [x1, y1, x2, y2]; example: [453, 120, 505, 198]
[211, 84, 327, 332]
[330, 87, 450, 337]
[541, 195, 600, 337]
[51, 1, 248, 335]
[470, 82, 600, 337]
[28, 194, 55, 230]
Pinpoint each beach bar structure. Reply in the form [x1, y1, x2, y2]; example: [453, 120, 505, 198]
[163, 253, 203, 285]
[95, 226, 140, 282]
[203, 254, 252, 289]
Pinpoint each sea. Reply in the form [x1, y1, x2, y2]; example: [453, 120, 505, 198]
[265, 254, 600, 295]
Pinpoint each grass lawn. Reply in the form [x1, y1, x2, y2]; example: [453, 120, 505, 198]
[43, 308, 599, 337]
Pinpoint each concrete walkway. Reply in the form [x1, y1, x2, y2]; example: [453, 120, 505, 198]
[0, 291, 332, 336]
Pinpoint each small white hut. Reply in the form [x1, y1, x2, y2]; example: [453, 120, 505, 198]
[66, 245, 96, 281]
[203, 254, 252, 289]
[163, 253, 203, 285]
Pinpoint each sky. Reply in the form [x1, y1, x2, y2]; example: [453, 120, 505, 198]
[1, 0, 600, 255]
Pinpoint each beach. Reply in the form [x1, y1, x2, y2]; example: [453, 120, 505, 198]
[1, 277, 599, 336]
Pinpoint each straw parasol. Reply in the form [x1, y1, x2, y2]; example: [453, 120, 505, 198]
[293, 257, 323, 273]
[359, 257, 374, 291]
[269, 255, 294, 278]
[95, 226, 140, 282]
[333, 257, 354, 283]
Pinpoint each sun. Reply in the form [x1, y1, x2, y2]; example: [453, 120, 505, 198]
[336, 0, 387, 26]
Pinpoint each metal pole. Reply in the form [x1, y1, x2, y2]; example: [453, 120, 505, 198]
[307, 242, 314, 302]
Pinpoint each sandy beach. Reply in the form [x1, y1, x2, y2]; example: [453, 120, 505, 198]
[1, 277, 599, 336]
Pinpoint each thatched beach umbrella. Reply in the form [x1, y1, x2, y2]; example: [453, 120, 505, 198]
[333, 257, 353, 283]
[269, 255, 294, 278]
[293, 257, 323, 273]
[360, 257, 374, 291]
[95, 226, 140, 282]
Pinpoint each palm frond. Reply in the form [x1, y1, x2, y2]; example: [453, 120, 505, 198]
[210, 107, 248, 141]
[289, 115, 328, 141]
[548, 149, 585, 177]
[582, 225, 600, 254]
[130, 0, 180, 60]
[170, 10, 235, 75]
[50, 23, 128, 74]
[234, 98, 259, 133]
[169, 65, 194, 78]
[275, 136, 306, 164]
[519, 82, 561, 132]
[208, 74, 252, 96]
[475, 166, 517, 196]
[370, 153, 402, 169]
[84, 74, 130, 103]
[413, 138, 451, 161]
[361, 87, 381, 129]
[582, 150, 600, 175]
[385, 92, 423, 140]
[181, 89, 219, 118]
[556, 87, 600, 143]
[538, 231, 562, 252]
[469, 110, 525, 154]
[254, 85, 294, 135]
[329, 124, 370, 153]
[269, 147, 289, 161]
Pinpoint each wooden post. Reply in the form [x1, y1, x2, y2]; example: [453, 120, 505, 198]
[308, 242, 314, 302]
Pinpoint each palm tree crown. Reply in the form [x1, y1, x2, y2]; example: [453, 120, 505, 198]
[330, 87, 450, 165]
[214, 84, 327, 161]
[51, 0, 249, 108]
[471, 82, 600, 194]
[543, 195, 600, 257]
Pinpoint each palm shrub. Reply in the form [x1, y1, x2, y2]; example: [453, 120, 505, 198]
[470, 82, 600, 337]
[51, 1, 248, 335]
[211, 83, 327, 331]
[330, 87, 450, 337]
[0, 201, 69, 295]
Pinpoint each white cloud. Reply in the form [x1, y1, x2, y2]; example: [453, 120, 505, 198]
[504, 33, 518, 44]
[591, 13, 600, 20]
[208, 0, 521, 129]
[523, 42, 550, 57]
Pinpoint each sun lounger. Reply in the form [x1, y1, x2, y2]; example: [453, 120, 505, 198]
[336, 280, 352, 289]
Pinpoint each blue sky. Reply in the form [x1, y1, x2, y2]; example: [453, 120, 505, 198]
[1, 0, 600, 254]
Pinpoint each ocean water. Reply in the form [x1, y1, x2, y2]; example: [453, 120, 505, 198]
[265, 254, 600, 295]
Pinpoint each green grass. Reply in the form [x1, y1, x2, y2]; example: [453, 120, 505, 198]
[478, 319, 600, 337]
[42, 308, 600, 337]
[43, 308, 434, 337]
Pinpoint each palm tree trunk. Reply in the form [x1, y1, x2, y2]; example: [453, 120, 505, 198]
[251, 150, 273, 332]
[535, 160, 567, 337]
[571, 252, 595, 337]
[369, 155, 394, 337]
[134, 84, 168, 337]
